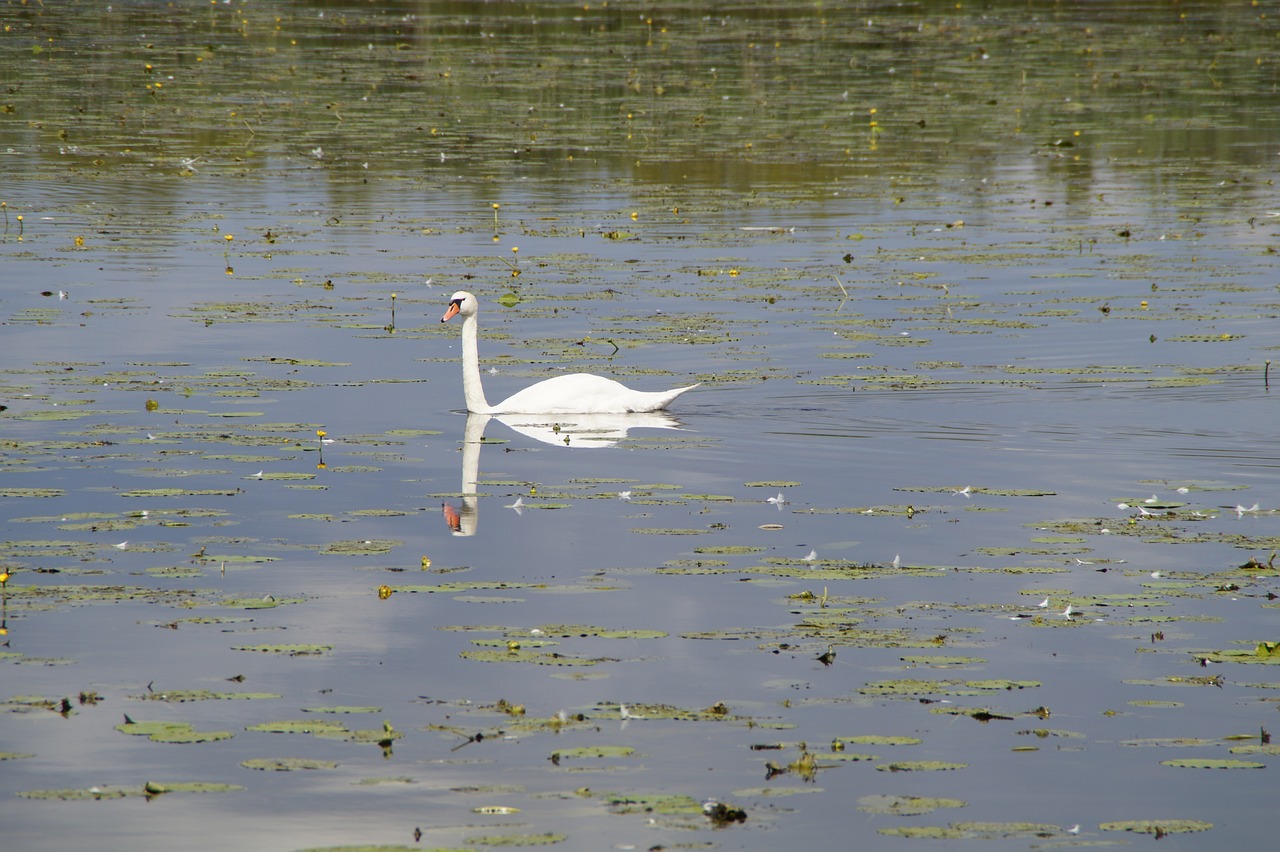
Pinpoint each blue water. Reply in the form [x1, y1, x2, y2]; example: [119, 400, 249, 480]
[3, 2, 1280, 849]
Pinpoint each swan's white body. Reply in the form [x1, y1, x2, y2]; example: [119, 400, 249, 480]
[442, 291, 698, 414]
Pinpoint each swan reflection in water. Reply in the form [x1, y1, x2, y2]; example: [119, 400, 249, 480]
[443, 411, 686, 536]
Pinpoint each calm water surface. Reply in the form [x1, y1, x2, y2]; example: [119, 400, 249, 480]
[2, 2, 1279, 850]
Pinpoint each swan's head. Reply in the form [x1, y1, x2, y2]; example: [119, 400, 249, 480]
[441, 291, 478, 323]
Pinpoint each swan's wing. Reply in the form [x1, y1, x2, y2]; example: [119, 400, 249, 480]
[492, 374, 697, 414]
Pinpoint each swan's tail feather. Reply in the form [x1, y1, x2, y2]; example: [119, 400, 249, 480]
[632, 383, 701, 413]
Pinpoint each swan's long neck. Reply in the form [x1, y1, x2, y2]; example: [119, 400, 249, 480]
[460, 313, 494, 414]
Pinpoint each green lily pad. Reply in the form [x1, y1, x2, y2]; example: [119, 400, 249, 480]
[13, 657, 78, 666]
[197, 555, 281, 567]
[461, 834, 565, 847]
[1228, 744, 1280, 755]
[459, 649, 605, 666]
[153, 729, 235, 744]
[601, 792, 703, 815]
[900, 655, 986, 667]
[589, 701, 749, 722]
[392, 582, 540, 594]
[1016, 729, 1086, 740]
[302, 706, 383, 714]
[245, 719, 349, 735]
[115, 720, 234, 743]
[551, 746, 635, 760]
[130, 689, 281, 702]
[527, 624, 666, 639]
[219, 595, 298, 609]
[329, 727, 404, 745]
[120, 488, 239, 497]
[835, 735, 922, 746]
[1160, 758, 1265, 769]
[142, 781, 244, 794]
[731, 785, 824, 798]
[630, 527, 711, 535]
[1099, 819, 1214, 833]
[1198, 648, 1280, 665]
[859, 679, 972, 697]
[11, 410, 116, 422]
[878, 822, 1065, 840]
[1122, 737, 1218, 748]
[322, 539, 401, 555]
[16, 785, 147, 800]
[816, 751, 878, 762]
[244, 357, 350, 367]
[231, 644, 333, 656]
[965, 679, 1041, 690]
[145, 566, 203, 578]
[858, 794, 967, 815]
[240, 758, 339, 771]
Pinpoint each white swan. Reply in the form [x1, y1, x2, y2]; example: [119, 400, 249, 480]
[441, 291, 699, 414]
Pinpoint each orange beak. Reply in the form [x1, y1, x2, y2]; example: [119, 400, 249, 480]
[441, 301, 461, 323]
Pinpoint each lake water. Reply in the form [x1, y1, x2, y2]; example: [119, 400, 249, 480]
[3, 2, 1279, 850]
